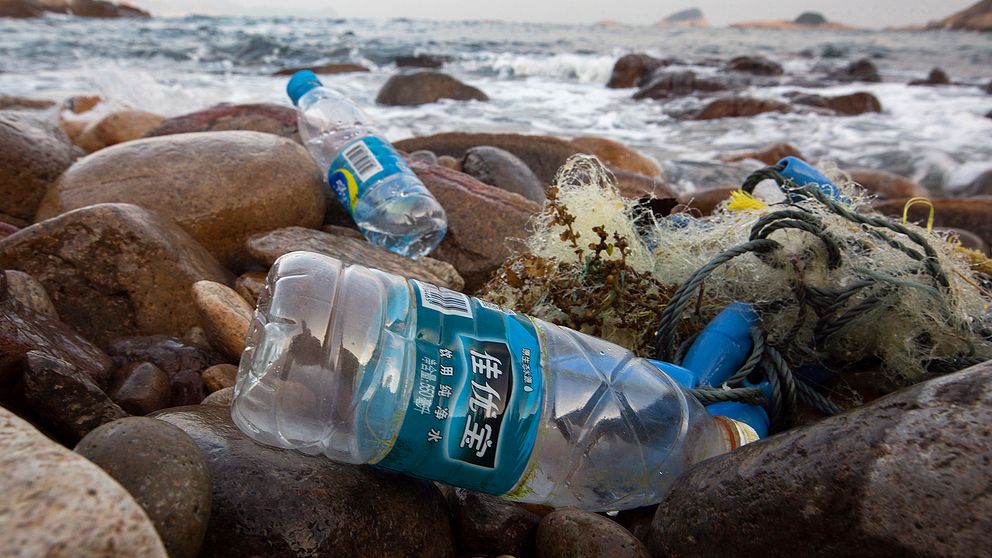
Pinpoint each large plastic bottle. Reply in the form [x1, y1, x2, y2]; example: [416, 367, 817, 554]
[232, 251, 756, 511]
[287, 70, 447, 258]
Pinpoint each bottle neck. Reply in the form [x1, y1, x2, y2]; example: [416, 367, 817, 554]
[713, 415, 760, 451]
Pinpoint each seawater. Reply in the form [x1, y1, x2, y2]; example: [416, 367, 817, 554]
[2, 15, 990, 191]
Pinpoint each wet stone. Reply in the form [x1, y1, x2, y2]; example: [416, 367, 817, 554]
[108, 335, 226, 406]
[202, 364, 237, 393]
[109, 362, 171, 416]
[536, 508, 650, 558]
[449, 488, 541, 558]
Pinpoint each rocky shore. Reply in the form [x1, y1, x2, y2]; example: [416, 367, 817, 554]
[1, 43, 991, 558]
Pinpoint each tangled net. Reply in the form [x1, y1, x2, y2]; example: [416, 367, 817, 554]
[482, 155, 992, 424]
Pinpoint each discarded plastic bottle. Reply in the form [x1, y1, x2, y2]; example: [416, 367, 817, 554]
[232, 251, 760, 511]
[287, 70, 447, 258]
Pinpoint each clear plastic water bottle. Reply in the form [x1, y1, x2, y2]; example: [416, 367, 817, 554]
[287, 70, 447, 258]
[232, 251, 755, 511]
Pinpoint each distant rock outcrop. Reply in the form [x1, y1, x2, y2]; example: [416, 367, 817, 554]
[0, 0, 149, 18]
[926, 0, 992, 32]
[731, 12, 855, 30]
[655, 7, 709, 27]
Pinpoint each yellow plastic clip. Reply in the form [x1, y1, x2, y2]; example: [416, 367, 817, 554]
[902, 197, 935, 232]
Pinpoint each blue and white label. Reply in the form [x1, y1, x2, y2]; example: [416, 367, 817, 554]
[375, 280, 543, 495]
[327, 136, 415, 215]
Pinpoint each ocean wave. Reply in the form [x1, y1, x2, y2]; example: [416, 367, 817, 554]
[461, 52, 617, 83]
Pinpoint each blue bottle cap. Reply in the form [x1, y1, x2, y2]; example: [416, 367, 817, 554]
[287, 70, 322, 106]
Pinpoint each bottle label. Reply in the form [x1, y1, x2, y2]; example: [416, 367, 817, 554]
[327, 136, 416, 215]
[375, 280, 543, 495]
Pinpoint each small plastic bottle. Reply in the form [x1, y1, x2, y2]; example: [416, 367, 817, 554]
[287, 70, 447, 258]
[232, 252, 756, 511]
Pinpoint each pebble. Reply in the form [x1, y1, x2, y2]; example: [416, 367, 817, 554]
[536, 508, 649, 558]
[109, 362, 171, 415]
[75, 417, 211, 558]
[202, 363, 237, 393]
[191, 280, 253, 361]
[3, 269, 58, 319]
[461, 145, 547, 203]
[234, 271, 267, 306]
[449, 488, 541, 558]
[108, 335, 227, 406]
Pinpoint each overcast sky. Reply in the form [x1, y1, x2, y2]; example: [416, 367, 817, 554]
[135, 0, 975, 28]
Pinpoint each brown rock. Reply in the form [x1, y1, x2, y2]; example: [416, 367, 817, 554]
[3, 269, 57, 319]
[677, 186, 737, 216]
[64, 94, 101, 114]
[909, 67, 951, 86]
[22, 351, 129, 443]
[234, 271, 267, 307]
[461, 146, 546, 203]
[395, 54, 447, 68]
[0, 111, 79, 224]
[0, 276, 113, 388]
[845, 168, 928, 199]
[571, 136, 662, 178]
[926, 0, 992, 32]
[0, 0, 46, 17]
[411, 159, 541, 292]
[829, 58, 882, 82]
[648, 360, 992, 558]
[74, 110, 165, 153]
[396, 132, 582, 184]
[609, 168, 678, 199]
[873, 197, 992, 247]
[449, 488, 540, 558]
[201, 386, 234, 406]
[0, 222, 19, 240]
[144, 103, 300, 142]
[938, 227, 988, 255]
[75, 417, 211, 558]
[725, 55, 783, 76]
[695, 96, 790, 120]
[248, 226, 464, 290]
[376, 71, 489, 106]
[191, 281, 252, 361]
[537, 508, 650, 558]
[320, 223, 365, 239]
[633, 70, 731, 100]
[108, 335, 226, 406]
[722, 143, 806, 165]
[0, 406, 167, 558]
[202, 364, 237, 393]
[437, 155, 461, 171]
[109, 362, 171, 415]
[63, 0, 150, 18]
[961, 169, 992, 197]
[820, 91, 883, 115]
[155, 404, 457, 558]
[0, 95, 55, 110]
[36, 132, 325, 270]
[607, 54, 669, 88]
[272, 63, 369, 76]
[0, 203, 233, 348]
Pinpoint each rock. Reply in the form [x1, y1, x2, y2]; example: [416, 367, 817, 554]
[155, 404, 456, 557]
[0, 0, 46, 17]
[795, 11, 828, 25]
[938, 227, 988, 255]
[234, 271, 266, 307]
[437, 155, 461, 171]
[64, 0, 149, 17]
[633, 70, 730, 101]
[677, 187, 737, 216]
[845, 168, 929, 199]
[396, 54, 447, 68]
[191, 281, 252, 361]
[607, 54, 670, 88]
[960, 169, 992, 197]
[64, 94, 102, 114]
[396, 132, 582, 184]
[202, 364, 237, 393]
[926, 0, 992, 32]
[830, 58, 882, 82]
[410, 159, 541, 292]
[272, 63, 369, 76]
[722, 143, 806, 166]
[247, 226, 465, 291]
[909, 67, 951, 86]
[0, 95, 56, 110]
[0, 222, 18, 240]
[3, 269, 57, 319]
[0, 406, 166, 557]
[731, 17, 856, 30]
[0, 276, 113, 389]
[108, 335, 226, 406]
[22, 351, 128, 443]
[654, 7, 709, 27]
[695, 96, 790, 120]
[571, 136, 662, 178]
[873, 197, 992, 248]
[36, 132, 325, 270]
[725, 55, 783, 76]
[609, 169, 678, 199]
[74, 110, 165, 153]
[461, 146, 546, 203]
[0, 203, 232, 347]
[75, 417, 211, 558]
[793, 91, 882, 115]
[109, 362, 172, 416]
[409, 149, 439, 164]
[144, 103, 300, 142]
[985, 79, 992, 94]
[0, 111, 79, 226]
[537, 508, 650, 558]
[376, 71, 489, 106]
[201, 386, 234, 406]
[449, 488, 540, 558]
[648, 360, 992, 558]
